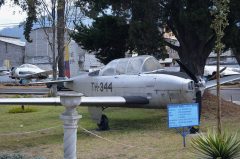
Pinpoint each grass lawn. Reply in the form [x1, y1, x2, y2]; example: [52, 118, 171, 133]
[0, 92, 240, 159]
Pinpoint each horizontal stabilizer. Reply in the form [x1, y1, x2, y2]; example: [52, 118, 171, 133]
[0, 96, 149, 107]
[205, 74, 240, 89]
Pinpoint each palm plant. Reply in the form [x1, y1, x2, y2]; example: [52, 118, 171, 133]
[191, 131, 240, 159]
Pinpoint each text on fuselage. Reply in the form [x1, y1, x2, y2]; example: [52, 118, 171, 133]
[91, 82, 113, 92]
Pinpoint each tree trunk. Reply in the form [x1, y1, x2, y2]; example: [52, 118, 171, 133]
[232, 48, 240, 65]
[51, 0, 57, 97]
[57, 0, 65, 77]
[165, 0, 216, 77]
[177, 43, 212, 77]
[216, 48, 222, 135]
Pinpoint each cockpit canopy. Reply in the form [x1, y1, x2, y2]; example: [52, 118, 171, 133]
[99, 55, 163, 76]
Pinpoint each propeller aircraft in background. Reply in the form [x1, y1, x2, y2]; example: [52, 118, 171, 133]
[9, 64, 53, 84]
[1, 55, 240, 131]
[204, 65, 240, 80]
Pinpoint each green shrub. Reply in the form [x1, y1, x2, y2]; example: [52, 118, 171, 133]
[0, 153, 46, 159]
[8, 107, 37, 113]
[191, 131, 240, 159]
[0, 153, 25, 159]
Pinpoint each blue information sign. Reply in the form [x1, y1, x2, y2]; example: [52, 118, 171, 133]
[168, 103, 199, 128]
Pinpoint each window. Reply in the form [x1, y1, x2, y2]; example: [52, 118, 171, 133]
[116, 59, 129, 75]
[100, 60, 118, 76]
[126, 57, 144, 74]
[142, 57, 162, 72]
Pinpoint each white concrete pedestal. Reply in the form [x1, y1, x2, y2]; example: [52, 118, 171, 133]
[59, 93, 83, 159]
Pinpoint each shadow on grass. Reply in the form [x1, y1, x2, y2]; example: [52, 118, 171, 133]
[109, 115, 168, 132]
[79, 108, 168, 133]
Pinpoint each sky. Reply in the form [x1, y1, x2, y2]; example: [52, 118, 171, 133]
[0, 1, 92, 31]
[0, 3, 26, 30]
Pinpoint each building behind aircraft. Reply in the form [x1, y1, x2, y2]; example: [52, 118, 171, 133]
[0, 35, 25, 68]
[25, 27, 103, 73]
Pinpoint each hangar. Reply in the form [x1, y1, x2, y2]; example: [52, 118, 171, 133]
[0, 35, 25, 69]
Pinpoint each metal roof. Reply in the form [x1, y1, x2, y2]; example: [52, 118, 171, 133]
[0, 36, 25, 47]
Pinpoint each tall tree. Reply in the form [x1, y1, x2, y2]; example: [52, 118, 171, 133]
[0, 1, 3, 6]
[71, 15, 129, 64]
[164, 0, 215, 76]
[76, 0, 216, 76]
[75, 0, 167, 62]
[128, 0, 166, 58]
[223, 0, 240, 64]
[211, 0, 230, 134]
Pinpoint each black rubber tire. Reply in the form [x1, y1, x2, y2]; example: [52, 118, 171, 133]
[190, 126, 199, 134]
[97, 114, 110, 131]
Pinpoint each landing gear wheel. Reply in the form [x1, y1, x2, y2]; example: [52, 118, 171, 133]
[190, 126, 199, 134]
[97, 114, 109, 131]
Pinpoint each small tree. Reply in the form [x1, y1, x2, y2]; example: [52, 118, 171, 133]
[210, 0, 230, 134]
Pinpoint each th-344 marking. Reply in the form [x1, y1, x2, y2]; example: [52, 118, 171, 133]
[91, 82, 112, 92]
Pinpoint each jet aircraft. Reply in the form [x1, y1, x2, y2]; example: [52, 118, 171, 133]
[204, 65, 240, 80]
[1, 55, 240, 131]
[9, 64, 53, 84]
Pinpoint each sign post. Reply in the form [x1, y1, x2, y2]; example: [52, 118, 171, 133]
[168, 103, 199, 147]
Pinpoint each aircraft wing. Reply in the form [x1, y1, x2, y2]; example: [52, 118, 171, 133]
[81, 96, 149, 106]
[0, 96, 149, 107]
[0, 97, 61, 105]
[24, 70, 53, 79]
[205, 74, 240, 89]
[0, 69, 9, 76]
[31, 78, 74, 84]
[0, 67, 8, 72]
[0, 69, 8, 72]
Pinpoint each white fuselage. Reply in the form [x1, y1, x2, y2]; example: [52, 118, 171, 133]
[65, 73, 196, 108]
[204, 65, 240, 77]
[11, 65, 45, 79]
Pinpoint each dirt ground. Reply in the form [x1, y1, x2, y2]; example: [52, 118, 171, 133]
[202, 91, 240, 118]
